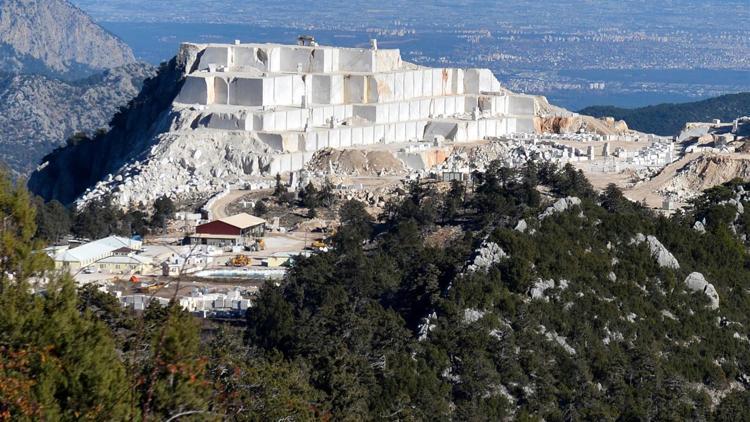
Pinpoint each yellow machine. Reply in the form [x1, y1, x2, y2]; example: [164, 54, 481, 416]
[136, 283, 164, 293]
[311, 240, 328, 251]
[229, 255, 251, 267]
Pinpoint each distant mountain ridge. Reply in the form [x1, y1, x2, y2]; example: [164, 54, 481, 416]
[0, 0, 154, 177]
[0, 63, 156, 176]
[580, 93, 750, 136]
[0, 0, 135, 78]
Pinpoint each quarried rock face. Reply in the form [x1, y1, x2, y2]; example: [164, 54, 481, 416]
[34, 40, 544, 208]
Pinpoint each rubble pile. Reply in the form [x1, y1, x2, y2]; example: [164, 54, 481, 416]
[334, 183, 400, 209]
[661, 155, 750, 202]
[77, 126, 275, 208]
[535, 114, 629, 136]
[305, 148, 407, 177]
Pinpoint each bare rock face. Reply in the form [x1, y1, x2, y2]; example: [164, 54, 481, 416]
[534, 115, 629, 136]
[467, 241, 508, 273]
[539, 197, 581, 220]
[0, 63, 155, 175]
[684, 272, 720, 310]
[0, 0, 135, 77]
[632, 233, 680, 270]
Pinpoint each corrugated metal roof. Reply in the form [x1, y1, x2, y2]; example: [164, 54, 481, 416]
[217, 213, 266, 229]
[190, 233, 241, 240]
[54, 236, 141, 263]
[99, 255, 152, 265]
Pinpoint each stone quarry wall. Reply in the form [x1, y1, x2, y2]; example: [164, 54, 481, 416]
[69, 41, 543, 208]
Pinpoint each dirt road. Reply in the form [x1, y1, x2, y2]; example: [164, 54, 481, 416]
[209, 190, 252, 219]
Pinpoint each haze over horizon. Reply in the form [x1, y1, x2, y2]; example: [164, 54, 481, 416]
[69, 0, 750, 110]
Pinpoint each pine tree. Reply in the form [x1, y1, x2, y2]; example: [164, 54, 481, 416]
[0, 170, 134, 420]
[140, 303, 212, 421]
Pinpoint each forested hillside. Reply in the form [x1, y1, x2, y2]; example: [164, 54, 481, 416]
[0, 63, 155, 176]
[5, 161, 750, 419]
[580, 92, 750, 136]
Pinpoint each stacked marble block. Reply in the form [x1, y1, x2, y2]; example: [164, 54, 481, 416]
[175, 42, 537, 175]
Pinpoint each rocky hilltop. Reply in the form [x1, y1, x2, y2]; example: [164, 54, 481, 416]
[0, 63, 156, 176]
[0, 0, 153, 176]
[29, 59, 185, 203]
[0, 0, 135, 78]
[31, 41, 614, 208]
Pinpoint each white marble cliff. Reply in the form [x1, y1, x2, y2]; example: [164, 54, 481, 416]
[77, 39, 542, 208]
[175, 39, 537, 175]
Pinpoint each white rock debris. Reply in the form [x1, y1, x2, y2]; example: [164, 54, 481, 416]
[466, 241, 508, 273]
[538, 197, 582, 220]
[463, 308, 486, 324]
[514, 219, 528, 233]
[417, 311, 437, 341]
[684, 272, 720, 310]
[631, 233, 680, 270]
[539, 325, 576, 355]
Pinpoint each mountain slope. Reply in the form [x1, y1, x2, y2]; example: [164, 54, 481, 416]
[0, 0, 135, 78]
[28, 59, 186, 203]
[0, 63, 156, 176]
[239, 169, 750, 419]
[580, 92, 750, 136]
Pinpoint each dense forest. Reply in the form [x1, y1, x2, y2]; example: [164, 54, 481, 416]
[580, 92, 750, 136]
[4, 159, 750, 420]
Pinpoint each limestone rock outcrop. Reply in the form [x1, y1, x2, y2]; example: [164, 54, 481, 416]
[539, 197, 581, 220]
[631, 233, 680, 270]
[467, 241, 508, 273]
[684, 272, 720, 309]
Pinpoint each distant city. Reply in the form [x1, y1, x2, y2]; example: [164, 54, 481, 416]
[73, 0, 750, 110]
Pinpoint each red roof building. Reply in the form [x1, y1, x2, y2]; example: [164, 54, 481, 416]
[191, 213, 266, 247]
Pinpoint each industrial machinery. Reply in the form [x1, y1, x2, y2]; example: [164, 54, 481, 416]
[229, 255, 251, 267]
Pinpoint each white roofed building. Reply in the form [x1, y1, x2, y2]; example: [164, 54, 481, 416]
[52, 236, 143, 272]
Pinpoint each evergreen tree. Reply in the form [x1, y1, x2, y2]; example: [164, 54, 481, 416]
[140, 303, 212, 421]
[252, 200, 268, 217]
[0, 171, 133, 420]
[33, 198, 72, 243]
[151, 195, 176, 232]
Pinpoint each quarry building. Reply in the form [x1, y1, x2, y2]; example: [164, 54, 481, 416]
[189, 213, 267, 247]
[175, 40, 537, 175]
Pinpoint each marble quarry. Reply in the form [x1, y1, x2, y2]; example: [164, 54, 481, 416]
[175, 40, 538, 175]
[76, 40, 543, 208]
